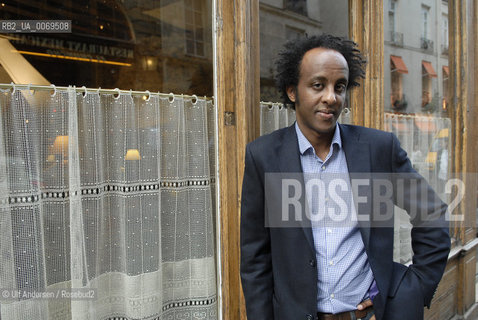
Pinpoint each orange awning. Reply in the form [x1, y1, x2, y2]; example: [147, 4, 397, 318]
[390, 55, 408, 74]
[422, 61, 438, 78]
[443, 66, 449, 76]
[415, 119, 437, 132]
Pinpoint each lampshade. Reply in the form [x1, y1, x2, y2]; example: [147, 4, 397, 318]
[125, 149, 141, 160]
[52, 135, 69, 154]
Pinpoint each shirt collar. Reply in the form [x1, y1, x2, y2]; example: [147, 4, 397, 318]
[295, 122, 342, 155]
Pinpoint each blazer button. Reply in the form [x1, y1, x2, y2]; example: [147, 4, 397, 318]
[309, 259, 316, 267]
[306, 314, 314, 320]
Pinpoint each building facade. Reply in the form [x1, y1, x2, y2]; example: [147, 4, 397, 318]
[384, 0, 450, 115]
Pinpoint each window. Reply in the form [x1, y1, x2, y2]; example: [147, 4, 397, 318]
[260, 0, 331, 102]
[388, 0, 403, 46]
[421, 5, 429, 40]
[389, 0, 396, 35]
[442, 15, 449, 54]
[420, 5, 433, 51]
[0, 0, 213, 95]
[390, 55, 408, 111]
[422, 61, 438, 111]
[284, 0, 308, 16]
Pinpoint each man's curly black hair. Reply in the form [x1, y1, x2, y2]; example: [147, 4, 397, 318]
[275, 34, 367, 109]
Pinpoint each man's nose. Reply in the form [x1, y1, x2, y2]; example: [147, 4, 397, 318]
[322, 87, 337, 104]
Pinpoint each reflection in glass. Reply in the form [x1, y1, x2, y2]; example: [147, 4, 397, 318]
[384, 0, 450, 264]
[384, 0, 448, 115]
[0, 0, 213, 96]
[259, 0, 348, 103]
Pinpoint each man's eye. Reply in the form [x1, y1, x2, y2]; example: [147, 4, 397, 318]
[313, 83, 323, 89]
[336, 84, 346, 92]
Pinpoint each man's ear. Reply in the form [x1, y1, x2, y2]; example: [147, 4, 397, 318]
[286, 86, 296, 103]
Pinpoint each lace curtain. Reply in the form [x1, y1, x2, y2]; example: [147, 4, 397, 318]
[0, 85, 217, 320]
[259, 102, 352, 136]
[260, 103, 296, 136]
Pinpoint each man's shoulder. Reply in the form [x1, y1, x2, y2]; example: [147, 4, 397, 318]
[340, 123, 394, 142]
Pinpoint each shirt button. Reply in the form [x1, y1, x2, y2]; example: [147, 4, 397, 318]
[330, 293, 335, 299]
[329, 260, 334, 266]
[309, 259, 316, 267]
[321, 165, 326, 170]
[306, 315, 313, 320]
[327, 228, 332, 234]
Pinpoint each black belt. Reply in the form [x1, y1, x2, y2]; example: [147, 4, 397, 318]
[317, 306, 373, 320]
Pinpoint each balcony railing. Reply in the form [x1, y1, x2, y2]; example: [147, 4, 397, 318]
[441, 44, 449, 55]
[421, 37, 434, 52]
[390, 32, 404, 47]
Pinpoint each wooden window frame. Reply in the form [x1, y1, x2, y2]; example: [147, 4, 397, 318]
[214, 0, 478, 318]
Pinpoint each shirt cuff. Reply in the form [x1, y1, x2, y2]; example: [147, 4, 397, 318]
[368, 279, 379, 302]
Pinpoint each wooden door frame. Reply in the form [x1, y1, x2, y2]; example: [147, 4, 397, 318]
[214, 0, 260, 319]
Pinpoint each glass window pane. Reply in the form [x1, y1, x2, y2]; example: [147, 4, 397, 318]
[0, 0, 213, 96]
[259, 0, 350, 134]
[259, 0, 348, 104]
[196, 28, 204, 41]
[186, 29, 194, 40]
[195, 12, 202, 25]
[186, 40, 195, 54]
[196, 41, 204, 57]
[384, 0, 450, 263]
[284, 0, 308, 16]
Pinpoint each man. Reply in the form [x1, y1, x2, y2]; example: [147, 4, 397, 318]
[240, 34, 450, 320]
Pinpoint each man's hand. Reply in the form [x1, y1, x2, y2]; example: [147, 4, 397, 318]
[357, 299, 376, 320]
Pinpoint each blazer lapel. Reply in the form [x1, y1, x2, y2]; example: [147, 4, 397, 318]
[278, 125, 315, 251]
[340, 124, 372, 250]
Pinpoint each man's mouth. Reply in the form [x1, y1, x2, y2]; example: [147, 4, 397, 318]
[315, 109, 335, 119]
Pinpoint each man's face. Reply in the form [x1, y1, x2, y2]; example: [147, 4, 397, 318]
[287, 47, 349, 140]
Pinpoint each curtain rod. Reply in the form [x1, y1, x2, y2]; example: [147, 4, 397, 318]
[260, 101, 286, 106]
[0, 83, 213, 101]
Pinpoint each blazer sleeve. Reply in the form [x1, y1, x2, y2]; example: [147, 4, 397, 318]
[390, 133, 451, 307]
[240, 144, 274, 319]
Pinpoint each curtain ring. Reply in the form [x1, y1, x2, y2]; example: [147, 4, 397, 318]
[128, 89, 134, 102]
[27, 83, 35, 96]
[50, 84, 57, 97]
[191, 94, 198, 105]
[10, 82, 15, 94]
[97, 87, 101, 97]
[113, 88, 121, 100]
[144, 90, 151, 102]
[168, 92, 175, 103]
[343, 107, 350, 115]
[81, 86, 87, 98]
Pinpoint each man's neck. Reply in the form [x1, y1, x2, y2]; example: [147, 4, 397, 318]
[313, 138, 333, 161]
[297, 123, 335, 161]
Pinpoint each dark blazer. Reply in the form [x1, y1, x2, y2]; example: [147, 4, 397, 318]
[240, 123, 451, 320]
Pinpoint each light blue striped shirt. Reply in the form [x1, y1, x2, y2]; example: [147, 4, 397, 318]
[295, 122, 374, 313]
